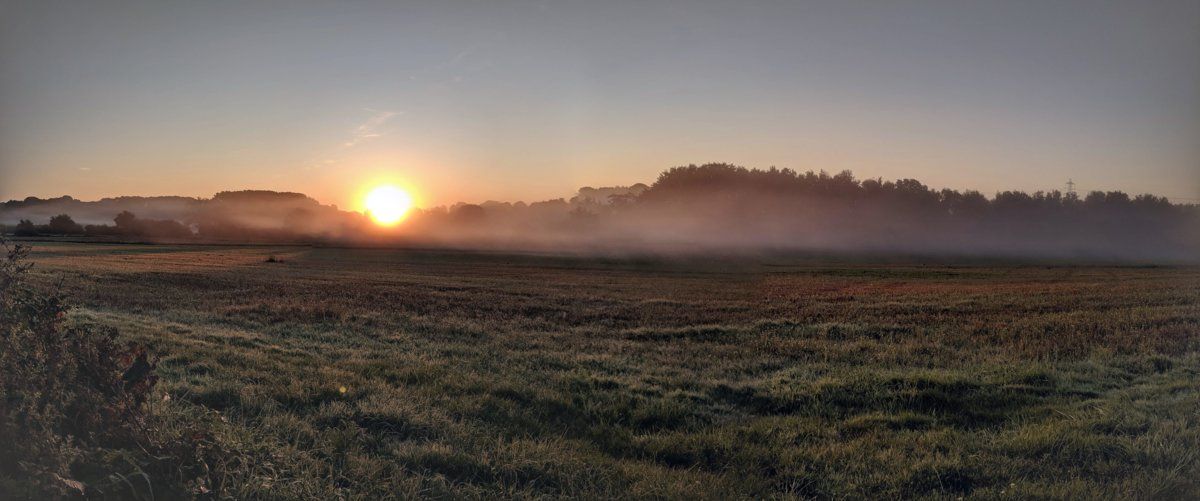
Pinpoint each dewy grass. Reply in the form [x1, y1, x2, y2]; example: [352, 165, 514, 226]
[12, 242, 1200, 499]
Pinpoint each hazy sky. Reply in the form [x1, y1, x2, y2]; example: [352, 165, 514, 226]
[2, 0, 1198, 209]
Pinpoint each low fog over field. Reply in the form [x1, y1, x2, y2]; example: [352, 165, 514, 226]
[4, 164, 1198, 262]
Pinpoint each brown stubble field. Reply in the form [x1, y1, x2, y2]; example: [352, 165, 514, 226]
[21, 241, 1200, 499]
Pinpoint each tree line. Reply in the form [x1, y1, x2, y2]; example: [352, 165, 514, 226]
[7, 211, 192, 238]
[400, 163, 1198, 259]
[3, 164, 1196, 260]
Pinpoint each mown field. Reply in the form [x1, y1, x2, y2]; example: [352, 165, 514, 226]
[20, 241, 1200, 499]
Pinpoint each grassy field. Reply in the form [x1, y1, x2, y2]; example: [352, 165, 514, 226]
[20, 241, 1200, 499]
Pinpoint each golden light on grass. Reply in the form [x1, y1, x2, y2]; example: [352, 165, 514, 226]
[363, 185, 413, 225]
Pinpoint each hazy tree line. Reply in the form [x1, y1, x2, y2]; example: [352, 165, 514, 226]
[634, 164, 1187, 226]
[2, 165, 1197, 260]
[401, 164, 1199, 260]
[0, 191, 365, 242]
[6, 211, 191, 238]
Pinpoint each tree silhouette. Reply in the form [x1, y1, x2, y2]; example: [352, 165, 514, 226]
[48, 214, 84, 235]
[452, 204, 486, 223]
[14, 220, 36, 236]
[114, 211, 138, 233]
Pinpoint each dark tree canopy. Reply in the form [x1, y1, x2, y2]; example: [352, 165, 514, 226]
[48, 214, 84, 235]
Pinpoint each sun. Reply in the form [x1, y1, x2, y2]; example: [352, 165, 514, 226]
[364, 185, 413, 226]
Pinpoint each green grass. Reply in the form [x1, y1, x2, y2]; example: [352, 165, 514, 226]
[22, 242, 1200, 499]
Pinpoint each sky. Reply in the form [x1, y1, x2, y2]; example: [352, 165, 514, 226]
[2, 0, 1198, 209]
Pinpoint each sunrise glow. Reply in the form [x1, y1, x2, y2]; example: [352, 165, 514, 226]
[364, 185, 413, 225]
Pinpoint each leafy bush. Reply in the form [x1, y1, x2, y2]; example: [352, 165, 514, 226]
[0, 238, 205, 498]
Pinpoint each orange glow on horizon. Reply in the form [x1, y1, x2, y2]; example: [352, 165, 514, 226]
[363, 185, 413, 226]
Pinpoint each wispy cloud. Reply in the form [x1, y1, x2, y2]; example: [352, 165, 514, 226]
[447, 47, 477, 68]
[304, 108, 401, 171]
[342, 108, 398, 148]
[426, 45, 492, 85]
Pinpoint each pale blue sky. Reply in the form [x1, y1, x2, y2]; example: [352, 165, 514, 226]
[2, 0, 1198, 208]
